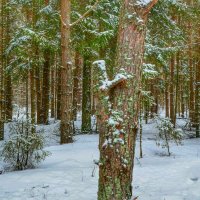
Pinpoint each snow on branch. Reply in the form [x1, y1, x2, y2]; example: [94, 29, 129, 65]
[143, 0, 158, 16]
[60, 0, 100, 28]
[136, 0, 158, 16]
[70, 0, 100, 27]
[136, 0, 152, 6]
[93, 60, 132, 92]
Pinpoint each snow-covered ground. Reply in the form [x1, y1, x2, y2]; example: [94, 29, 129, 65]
[0, 119, 200, 200]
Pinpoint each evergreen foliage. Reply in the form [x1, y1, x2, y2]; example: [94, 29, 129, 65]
[1, 117, 50, 170]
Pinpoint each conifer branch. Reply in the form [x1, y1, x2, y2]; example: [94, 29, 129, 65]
[70, 0, 100, 28]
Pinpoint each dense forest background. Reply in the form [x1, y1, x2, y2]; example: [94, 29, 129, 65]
[0, 0, 200, 199]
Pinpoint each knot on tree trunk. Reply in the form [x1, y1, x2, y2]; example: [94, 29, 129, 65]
[93, 60, 133, 93]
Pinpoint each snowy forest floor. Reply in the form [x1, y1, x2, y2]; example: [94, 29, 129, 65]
[0, 118, 200, 200]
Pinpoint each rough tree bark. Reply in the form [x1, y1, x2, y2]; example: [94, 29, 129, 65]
[60, 0, 73, 144]
[96, 1, 158, 199]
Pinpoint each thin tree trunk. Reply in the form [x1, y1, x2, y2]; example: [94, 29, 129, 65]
[5, 73, 12, 120]
[195, 40, 200, 137]
[165, 79, 169, 118]
[0, 0, 5, 140]
[56, 65, 61, 120]
[81, 56, 91, 133]
[4, 4, 12, 121]
[170, 56, 175, 125]
[73, 52, 82, 120]
[36, 64, 42, 124]
[51, 65, 55, 118]
[41, 50, 50, 124]
[174, 52, 180, 126]
[139, 108, 143, 158]
[30, 69, 36, 125]
[189, 48, 195, 124]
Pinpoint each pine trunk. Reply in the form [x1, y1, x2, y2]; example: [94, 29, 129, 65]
[0, 0, 5, 140]
[97, 1, 157, 199]
[73, 52, 82, 120]
[195, 29, 200, 137]
[170, 56, 175, 125]
[81, 57, 91, 133]
[41, 50, 50, 124]
[60, 0, 73, 144]
[36, 65, 42, 124]
[56, 65, 61, 120]
[51, 65, 55, 118]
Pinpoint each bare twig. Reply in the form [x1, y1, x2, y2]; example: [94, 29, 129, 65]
[70, 0, 100, 27]
[60, 15, 68, 28]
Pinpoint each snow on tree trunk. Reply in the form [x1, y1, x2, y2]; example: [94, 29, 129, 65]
[96, 1, 158, 199]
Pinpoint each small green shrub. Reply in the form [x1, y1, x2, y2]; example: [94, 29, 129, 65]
[1, 118, 50, 170]
[155, 116, 183, 156]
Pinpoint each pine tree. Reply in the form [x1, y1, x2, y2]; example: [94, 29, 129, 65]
[97, 0, 157, 199]
[60, 0, 73, 144]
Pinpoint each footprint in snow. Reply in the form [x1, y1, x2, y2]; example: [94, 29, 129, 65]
[190, 177, 199, 182]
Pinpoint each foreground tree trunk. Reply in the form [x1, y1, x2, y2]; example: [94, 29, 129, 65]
[60, 0, 73, 144]
[97, 1, 158, 199]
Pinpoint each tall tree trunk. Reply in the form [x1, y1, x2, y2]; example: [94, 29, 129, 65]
[195, 29, 200, 137]
[170, 56, 175, 125]
[29, 0, 37, 128]
[60, 0, 73, 144]
[97, 1, 157, 199]
[30, 68, 36, 126]
[165, 75, 169, 118]
[36, 64, 42, 124]
[41, 50, 50, 124]
[174, 52, 180, 126]
[0, 0, 5, 140]
[4, 3, 12, 121]
[51, 64, 55, 118]
[189, 48, 195, 124]
[5, 73, 12, 120]
[81, 56, 91, 133]
[56, 65, 61, 120]
[73, 52, 82, 120]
